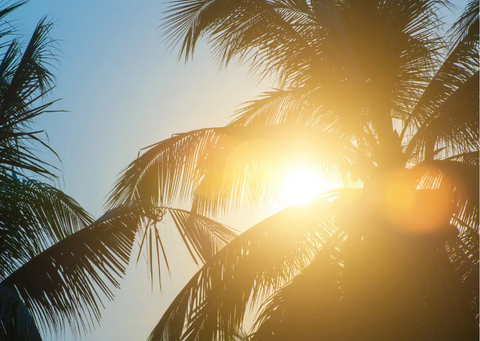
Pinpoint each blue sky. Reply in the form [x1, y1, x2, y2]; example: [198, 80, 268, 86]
[13, 0, 271, 340]
[11, 0, 469, 340]
[15, 0, 267, 218]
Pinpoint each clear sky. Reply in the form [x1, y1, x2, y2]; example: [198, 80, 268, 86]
[12, 0, 468, 340]
[13, 0, 271, 340]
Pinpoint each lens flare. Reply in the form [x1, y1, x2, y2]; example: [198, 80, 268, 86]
[277, 168, 335, 207]
[382, 170, 455, 234]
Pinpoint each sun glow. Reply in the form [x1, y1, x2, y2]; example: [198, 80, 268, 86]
[276, 167, 335, 207]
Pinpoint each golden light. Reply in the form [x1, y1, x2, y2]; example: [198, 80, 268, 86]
[382, 170, 455, 234]
[276, 167, 336, 207]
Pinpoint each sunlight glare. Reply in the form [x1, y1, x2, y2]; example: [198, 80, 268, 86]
[277, 168, 334, 207]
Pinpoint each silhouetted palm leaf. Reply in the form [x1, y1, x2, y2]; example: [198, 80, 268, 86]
[147, 199, 336, 341]
[228, 87, 320, 127]
[1, 202, 237, 338]
[449, 0, 479, 48]
[404, 40, 479, 160]
[1, 205, 141, 337]
[0, 16, 59, 179]
[0, 285, 42, 341]
[0, 174, 93, 279]
[108, 124, 356, 217]
[251, 244, 343, 341]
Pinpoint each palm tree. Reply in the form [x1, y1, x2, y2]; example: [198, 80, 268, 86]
[0, 2, 239, 340]
[108, 0, 478, 340]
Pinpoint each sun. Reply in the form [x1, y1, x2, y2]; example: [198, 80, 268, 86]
[276, 167, 336, 207]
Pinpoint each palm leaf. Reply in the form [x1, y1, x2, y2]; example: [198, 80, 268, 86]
[1, 201, 237, 338]
[1, 16, 55, 103]
[163, 0, 323, 86]
[0, 174, 93, 279]
[0, 205, 142, 337]
[228, 87, 320, 128]
[449, 0, 479, 48]
[108, 125, 356, 217]
[406, 71, 479, 161]
[251, 232, 344, 341]
[135, 206, 238, 286]
[227, 87, 377, 152]
[0, 285, 42, 341]
[147, 199, 336, 341]
[401, 1, 479, 150]
[415, 159, 479, 230]
[107, 127, 225, 209]
[0, 15, 60, 179]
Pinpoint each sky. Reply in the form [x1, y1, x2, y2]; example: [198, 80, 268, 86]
[12, 0, 273, 340]
[10, 0, 469, 340]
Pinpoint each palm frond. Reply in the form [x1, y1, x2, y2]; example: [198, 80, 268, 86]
[0, 174, 93, 279]
[225, 81, 336, 135]
[228, 87, 373, 149]
[107, 127, 225, 209]
[1, 201, 237, 338]
[191, 125, 356, 216]
[443, 150, 479, 165]
[1, 205, 142, 337]
[251, 234, 344, 341]
[0, 1, 26, 37]
[108, 125, 355, 217]
[449, 0, 479, 48]
[135, 206, 238, 286]
[190, 149, 285, 217]
[163, 0, 323, 86]
[406, 70, 479, 161]
[415, 159, 478, 225]
[0, 15, 60, 179]
[228, 87, 320, 128]
[1, 16, 56, 101]
[0, 285, 42, 341]
[147, 199, 336, 341]
[401, 4, 479, 148]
